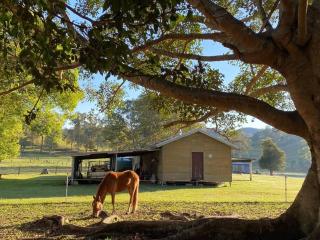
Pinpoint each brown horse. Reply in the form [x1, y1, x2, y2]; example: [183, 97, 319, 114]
[92, 170, 139, 217]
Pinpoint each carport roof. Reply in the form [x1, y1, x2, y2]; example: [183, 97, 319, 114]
[72, 149, 158, 160]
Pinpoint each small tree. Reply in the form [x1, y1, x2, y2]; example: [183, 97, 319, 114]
[259, 138, 286, 175]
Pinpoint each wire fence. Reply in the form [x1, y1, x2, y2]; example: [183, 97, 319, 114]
[0, 172, 294, 202]
[0, 166, 72, 175]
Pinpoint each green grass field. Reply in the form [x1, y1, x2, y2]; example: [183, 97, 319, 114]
[0, 173, 304, 239]
[0, 155, 72, 174]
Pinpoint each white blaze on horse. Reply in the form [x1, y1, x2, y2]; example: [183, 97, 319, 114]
[92, 170, 140, 217]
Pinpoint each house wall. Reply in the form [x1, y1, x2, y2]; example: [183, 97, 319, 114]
[158, 132, 232, 183]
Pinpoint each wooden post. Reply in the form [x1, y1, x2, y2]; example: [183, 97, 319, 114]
[18, 167, 21, 175]
[249, 161, 252, 181]
[285, 175, 288, 202]
[55, 166, 58, 174]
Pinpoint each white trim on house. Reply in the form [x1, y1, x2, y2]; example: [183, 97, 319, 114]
[154, 128, 238, 149]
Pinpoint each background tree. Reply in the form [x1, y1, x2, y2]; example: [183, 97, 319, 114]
[29, 110, 65, 152]
[3, 0, 320, 238]
[259, 138, 286, 175]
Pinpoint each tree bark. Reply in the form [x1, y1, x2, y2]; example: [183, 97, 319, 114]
[270, 169, 273, 176]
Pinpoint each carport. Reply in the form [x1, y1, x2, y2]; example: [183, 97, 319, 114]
[70, 149, 158, 184]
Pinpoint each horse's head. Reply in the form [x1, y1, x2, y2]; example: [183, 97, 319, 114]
[92, 195, 103, 218]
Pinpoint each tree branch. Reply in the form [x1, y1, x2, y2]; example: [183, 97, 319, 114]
[150, 48, 238, 62]
[187, 0, 273, 54]
[64, 3, 94, 23]
[132, 33, 227, 53]
[273, 0, 297, 44]
[121, 70, 308, 138]
[250, 84, 288, 97]
[297, 0, 308, 45]
[100, 80, 126, 112]
[255, 0, 273, 31]
[57, 6, 88, 43]
[164, 110, 218, 128]
[245, 65, 268, 94]
[0, 80, 35, 97]
[54, 62, 81, 71]
[259, 0, 280, 33]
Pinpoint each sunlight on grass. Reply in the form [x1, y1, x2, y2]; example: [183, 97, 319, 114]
[0, 173, 304, 239]
[0, 173, 304, 204]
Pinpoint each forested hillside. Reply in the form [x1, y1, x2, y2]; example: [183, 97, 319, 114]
[234, 127, 311, 173]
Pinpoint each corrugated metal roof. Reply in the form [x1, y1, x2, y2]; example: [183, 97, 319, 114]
[154, 128, 238, 149]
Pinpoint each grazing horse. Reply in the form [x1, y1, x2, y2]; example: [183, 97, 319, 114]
[92, 170, 139, 217]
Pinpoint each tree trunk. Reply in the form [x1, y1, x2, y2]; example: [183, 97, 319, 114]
[40, 135, 44, 152]
[270, 169, 273, 176]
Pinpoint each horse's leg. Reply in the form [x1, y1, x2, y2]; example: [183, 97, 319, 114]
[132, 183, 139, 213]
[111, 192, 116, 215]
[126, 186, 133, 214]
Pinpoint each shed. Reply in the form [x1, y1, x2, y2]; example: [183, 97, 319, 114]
[232, 158, 255, 181]
[154, 128, 237, 184]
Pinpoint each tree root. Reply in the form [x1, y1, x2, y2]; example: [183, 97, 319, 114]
[23, 212, 309, 240]
[84, 214, 305, 240]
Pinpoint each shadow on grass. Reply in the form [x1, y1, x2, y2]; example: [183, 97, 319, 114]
[0, 175, 227, 199]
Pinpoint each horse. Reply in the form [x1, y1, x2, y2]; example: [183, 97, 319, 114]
[92, 170, 139, 217]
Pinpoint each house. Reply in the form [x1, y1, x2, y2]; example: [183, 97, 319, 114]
[154, 128, 237, 184]
[70, 128, 238, 184]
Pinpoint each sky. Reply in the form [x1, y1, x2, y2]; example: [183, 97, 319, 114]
[73, 23, 268, 129]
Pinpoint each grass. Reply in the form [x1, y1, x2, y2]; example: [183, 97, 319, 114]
[0, 156, 72, 174]
[0, 173, 304, 239]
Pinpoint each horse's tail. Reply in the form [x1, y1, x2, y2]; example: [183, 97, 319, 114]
[133, 180, 139, 212]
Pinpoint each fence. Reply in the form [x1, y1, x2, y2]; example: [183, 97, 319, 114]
[0, 171, 297, 204]
[0, 166, 72, 175]
[0, 156, 72, 175]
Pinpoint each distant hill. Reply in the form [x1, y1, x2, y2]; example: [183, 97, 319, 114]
[233, 127, 311, 173]
[239, 127, 261, 137]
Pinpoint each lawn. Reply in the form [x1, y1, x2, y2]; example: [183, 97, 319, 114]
[0, 173, 304, 239]
[0, 155, 72, 174]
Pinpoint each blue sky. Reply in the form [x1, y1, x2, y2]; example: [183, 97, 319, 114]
[73, 24, 267, 129]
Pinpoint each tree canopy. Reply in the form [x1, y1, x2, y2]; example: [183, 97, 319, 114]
[259, 138, 286, 175]
[3, 0, 320, 238]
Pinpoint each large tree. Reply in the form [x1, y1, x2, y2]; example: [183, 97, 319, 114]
[2, 0, 320, 239]
[259, 138, 286, 175]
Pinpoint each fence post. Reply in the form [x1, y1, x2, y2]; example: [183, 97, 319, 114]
[285, 175, 288, 202]
[65, 173, 69, 202]
[55, 166, 57, 175]
[18, 167, 21, 175]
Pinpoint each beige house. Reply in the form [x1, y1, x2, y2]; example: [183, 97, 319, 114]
[71, 128, 237, 184]
[154, 129, 237, 184]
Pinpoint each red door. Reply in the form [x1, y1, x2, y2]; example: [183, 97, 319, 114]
[192, 152, 204, 181]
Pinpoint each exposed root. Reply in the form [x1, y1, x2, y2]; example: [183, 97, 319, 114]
[85, 214, 305, 240]
[20, 211, 307, 240]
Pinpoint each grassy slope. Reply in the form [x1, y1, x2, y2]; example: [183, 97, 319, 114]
[0, 174, 304, 239]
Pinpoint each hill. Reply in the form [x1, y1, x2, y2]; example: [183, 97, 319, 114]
[234, 127, 311, 173]
[240, 127, 260, 137]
